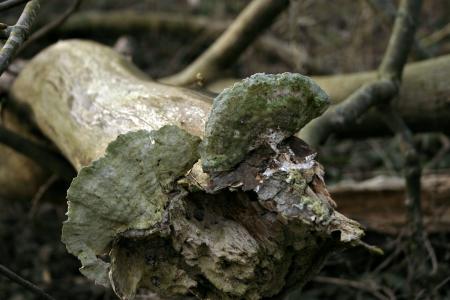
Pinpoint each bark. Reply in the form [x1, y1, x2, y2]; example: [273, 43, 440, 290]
[11, 40, 364, 300]
[11, 40, 211, 171]
[208, 54, 450, 138]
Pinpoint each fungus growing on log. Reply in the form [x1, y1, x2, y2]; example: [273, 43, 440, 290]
[200, 73, 330, 172]
[11, 40, 366, 300]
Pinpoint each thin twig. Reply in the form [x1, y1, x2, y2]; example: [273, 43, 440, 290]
[423, 234, 438, 275]
[0, 0, 28, 11]
[313, 276, 390, 300]
[420, 22, 450, 47]
[18, 0, 82, 53]
[432, 276, 450, 294]
[0, 264, 56, 300]
[425, 134, 450, 170]
[0, 0, 41, 75]
[373, 231, 406, 274]
[28, 174, 59, 219]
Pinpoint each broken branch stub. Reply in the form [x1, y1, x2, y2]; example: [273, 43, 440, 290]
[11, 40, 364, 299]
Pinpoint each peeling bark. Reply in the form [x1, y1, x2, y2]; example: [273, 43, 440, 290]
[12, 40, 365, 300]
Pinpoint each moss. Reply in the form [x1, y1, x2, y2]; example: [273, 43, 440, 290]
[200, 73, 330, 172]
[286, 169, 308, 192]
[300, 195, 331, 221]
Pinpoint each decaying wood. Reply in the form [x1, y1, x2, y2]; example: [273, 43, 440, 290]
[2, 50, 449, 201]
[11, 40, 365, 300]
[329, 174, 450, 234]
[11, 40, 211, 171]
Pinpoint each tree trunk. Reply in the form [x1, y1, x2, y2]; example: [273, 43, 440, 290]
[11, 40, 365, 300]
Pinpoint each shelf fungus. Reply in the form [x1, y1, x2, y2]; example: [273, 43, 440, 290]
[62, 74, 365, 300]
[200, 73, 330, 173]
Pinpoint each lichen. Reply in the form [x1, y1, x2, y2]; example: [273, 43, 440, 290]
[61, 125, 200, 286]
[200, 73, 330, 172]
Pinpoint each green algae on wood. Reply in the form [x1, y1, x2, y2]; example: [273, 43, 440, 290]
[61, 125, 200, 286]
[200, 73, 330, 172]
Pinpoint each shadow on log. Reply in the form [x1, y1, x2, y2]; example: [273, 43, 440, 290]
[11, 40, 365, 299]
[0, 106, 50, 200]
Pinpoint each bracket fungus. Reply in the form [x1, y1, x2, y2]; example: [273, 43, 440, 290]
[62, 126, 201, 288]
[200, 73, 330, 173]
[62, 73, 365, 300]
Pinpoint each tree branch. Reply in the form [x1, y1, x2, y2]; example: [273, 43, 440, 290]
[0, 0, 40, 75]
[161, 0, 289, 86]
[18, 0, 82, 53]
[300, 0, 429, 294]
[0, 264, 56, 300]
[300, 0, 422, 145]
[0, 0, 28, 11]
[378, 0, 422, 80]
[300, 79, 397, 145]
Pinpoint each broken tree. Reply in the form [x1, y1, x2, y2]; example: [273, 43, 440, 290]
[11, 40, 366, 299]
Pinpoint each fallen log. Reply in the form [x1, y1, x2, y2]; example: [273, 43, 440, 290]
[11, 40, 365, 300]
[3, 55, 449, 200]
[207, 55, 450, 138]
[329, 174, 450, 234]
